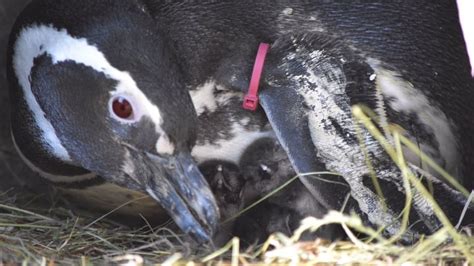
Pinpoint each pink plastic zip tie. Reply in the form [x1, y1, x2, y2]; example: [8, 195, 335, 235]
[243, 43, 270, 111]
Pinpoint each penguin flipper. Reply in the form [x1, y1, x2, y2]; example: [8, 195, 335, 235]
[259, 33, 474, 239]
[258, 80, 350, 211]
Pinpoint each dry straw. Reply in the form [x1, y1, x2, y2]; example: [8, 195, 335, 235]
[0, 105, 472, 265]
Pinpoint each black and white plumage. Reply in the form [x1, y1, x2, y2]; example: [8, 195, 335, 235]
[7, 0, 220, 243]
[6, 0, 474, 243]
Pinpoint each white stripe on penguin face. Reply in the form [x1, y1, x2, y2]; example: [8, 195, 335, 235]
[12, 24, 171, 159]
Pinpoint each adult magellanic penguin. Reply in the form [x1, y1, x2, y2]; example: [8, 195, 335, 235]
[7, 0, 222, 243]
[7, 0, 474, 243]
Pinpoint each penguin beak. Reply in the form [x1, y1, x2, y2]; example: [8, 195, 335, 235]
[125, 148, 219, 243]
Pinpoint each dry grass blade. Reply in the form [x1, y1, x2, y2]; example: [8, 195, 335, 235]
[0, 106, 472, 265]
[222, 171, 342, 224]
[0, 192, 199, 264]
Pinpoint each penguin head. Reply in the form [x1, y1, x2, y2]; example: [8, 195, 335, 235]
[8, 0, 218, 242]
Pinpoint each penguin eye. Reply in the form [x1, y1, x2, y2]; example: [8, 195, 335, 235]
[111, 96, 134, 120]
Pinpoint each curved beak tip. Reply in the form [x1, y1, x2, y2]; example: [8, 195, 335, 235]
[140, 151, 220, 243]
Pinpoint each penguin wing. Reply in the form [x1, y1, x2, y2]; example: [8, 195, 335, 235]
[258, 70, 351, 212]
[258, 33, 368, 218]
[258, 33, 474, 238]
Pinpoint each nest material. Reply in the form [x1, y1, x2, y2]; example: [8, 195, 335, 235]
[0, 183, 472, 265]
[0, 106, 473, 265]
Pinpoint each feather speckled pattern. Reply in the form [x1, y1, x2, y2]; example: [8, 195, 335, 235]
[261, 32, 474, 239]
[4, 0, 474, 244]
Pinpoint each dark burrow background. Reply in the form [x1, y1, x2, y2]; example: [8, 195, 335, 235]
[0, 0, 40, 191]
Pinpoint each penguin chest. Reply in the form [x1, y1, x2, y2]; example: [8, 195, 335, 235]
[13, 135, 165, 218]
[60, 183, 165, 219]
[190, 81, 274, 164]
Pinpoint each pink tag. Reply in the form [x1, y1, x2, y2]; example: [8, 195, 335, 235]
[243, 43, 270, 111]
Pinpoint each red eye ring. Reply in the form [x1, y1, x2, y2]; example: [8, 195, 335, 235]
[112, 96, 134, 119]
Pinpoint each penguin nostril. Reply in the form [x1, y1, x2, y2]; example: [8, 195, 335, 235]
[168, 162, 177, 169]
[112, 96, 134, 119]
